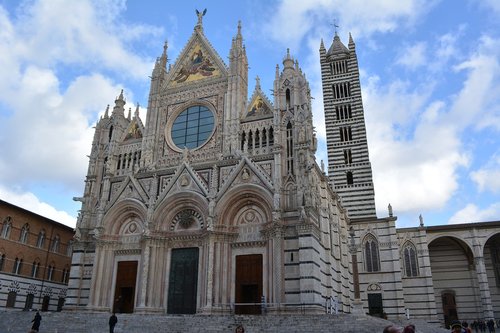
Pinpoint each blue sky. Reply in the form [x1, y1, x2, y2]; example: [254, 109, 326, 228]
[0, 0, 499, 228]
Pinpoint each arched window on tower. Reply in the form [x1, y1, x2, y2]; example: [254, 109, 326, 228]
[248, 130, 253, 150]
[109, 125, 114, 142]
[286, 89, 291, 109]
[403, 242, 419, 277]
[286, 122, 294, 175]
[255, 129, 260, 148]
[346, 171, 353, 185]
[364, 235, 380, 272]
[19, 224, 29, 243]
[269, 127, 274, 146]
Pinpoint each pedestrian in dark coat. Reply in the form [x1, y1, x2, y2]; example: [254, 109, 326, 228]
[31, 311, 42, 332]
[487, 319, 495, 333]
[109, 313, 118, 333]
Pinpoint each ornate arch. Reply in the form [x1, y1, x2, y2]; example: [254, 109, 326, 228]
[102, 199, 147, 235]
[153, 191, 208, 232]
[217, 184, 272, 227]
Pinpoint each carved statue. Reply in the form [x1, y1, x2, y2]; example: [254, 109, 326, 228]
[195, 8, 207, 26]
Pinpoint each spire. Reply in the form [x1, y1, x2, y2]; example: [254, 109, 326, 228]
[283, 48, 294, 68]
[104, 104, 110, 118]
[160, 40, 168, 69]
[255, 76, 261, 90]
[134, 103, 140, 118]
[348, 32, 355, 50]
[275, 64, 280, 79]
[327, 34, 349, 56]
[112, 89, 126, 117]
[320, 38, 325, 51]
[127, 107, 132, 120]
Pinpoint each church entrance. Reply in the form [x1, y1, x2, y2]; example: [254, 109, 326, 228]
[167, 247, 199, 314]
[235, 254, 262, 315]
[442, 292, 458, 328]
[113, 261, 138, 313]
[368, 293, 383, 317]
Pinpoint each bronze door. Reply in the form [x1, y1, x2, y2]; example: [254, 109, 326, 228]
[168, 247, 199, 314]
[113, 261, 138, 313]
[235, 254, 262, 314]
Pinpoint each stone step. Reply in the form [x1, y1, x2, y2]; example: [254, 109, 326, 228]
[0, 310, 448, 333]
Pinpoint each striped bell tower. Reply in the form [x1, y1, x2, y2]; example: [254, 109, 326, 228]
[320, 32, 377, 219]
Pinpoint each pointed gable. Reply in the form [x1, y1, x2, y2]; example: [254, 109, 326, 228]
[123, 118, 143, 141]
[245, 77, 273, 120]
[167, 28, 228, 88]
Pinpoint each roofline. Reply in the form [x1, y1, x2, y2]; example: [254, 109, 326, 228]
[0, 199, 75, 232]
[397, 220, 500, 233]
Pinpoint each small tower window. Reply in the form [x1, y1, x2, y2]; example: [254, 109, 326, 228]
[109, 125, 114, 142]
[286, 89, 291, 109]
[344, 149, 352, 164]
[286, 122, 294, 175]
[346, 171, 353, 185]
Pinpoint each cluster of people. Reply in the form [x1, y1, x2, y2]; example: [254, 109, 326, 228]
[450, 319, 498, 333]
[383, 324, 415, 333]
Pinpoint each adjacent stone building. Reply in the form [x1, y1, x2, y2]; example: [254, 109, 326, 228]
[0, 199, 74, 311]
[67, 14, 500, 327]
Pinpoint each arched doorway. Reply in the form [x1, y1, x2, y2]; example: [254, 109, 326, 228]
[428, 236, 479, 324]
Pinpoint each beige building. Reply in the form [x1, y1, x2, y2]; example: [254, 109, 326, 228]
[67, 14, 500, 327]
[0, 199, 74, 311]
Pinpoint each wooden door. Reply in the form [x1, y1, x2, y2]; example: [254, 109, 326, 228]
[113, 261, 138, 313]
[168, 247, 199, 314]
[235, 254, 262, 314]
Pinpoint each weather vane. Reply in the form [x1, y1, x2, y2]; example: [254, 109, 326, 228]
[331, 18, 339, 35]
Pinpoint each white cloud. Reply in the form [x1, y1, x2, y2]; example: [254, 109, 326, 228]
[0, 186, 76, 227]
[471, 153, 500, 193]
[262, 0, 435, 50]
[448, 202, 500, 224]
[396, 42, 427, 70]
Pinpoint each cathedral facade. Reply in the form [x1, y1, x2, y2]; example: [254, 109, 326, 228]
[67, 15, 500, 327]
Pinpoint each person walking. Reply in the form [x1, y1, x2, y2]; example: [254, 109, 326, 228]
[31, 311, 42, 333]
[487, 319, 495, 333]
[109, 313, 118, 333]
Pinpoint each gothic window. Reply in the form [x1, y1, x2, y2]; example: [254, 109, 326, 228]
[339, 126, 352, 142]
[248, 130, 253, 150]
[286, 122, 294, 175]
[47, 264, 55, 281]
[1, 217, 12, 238]
[62, 266, 69, 283]
[108, 125, 113, 142]
[269, 127, 274, 146]
[344, 149, 352, 164]
[36, 230, 45, 248]
[364, 236, 380, 272]
[51, 235, 60, 253]
[262, 129, 267, 147]
[346, 171, 354, 185]
[19, 224, 29, 243]
[241, 131, 246, 150]
[403, 242, 419, 277]
[170, 105, 214, 149]
[13, 257, 23, 275]
[286, 89, 291, 108]
[67, 240, 73, 256]
[31, 260, 40, 278]
[0, 253, 4, 271]
[255, 129, 260, 148]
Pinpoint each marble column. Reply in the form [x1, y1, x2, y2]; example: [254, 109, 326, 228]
[474, 256, 494, 319]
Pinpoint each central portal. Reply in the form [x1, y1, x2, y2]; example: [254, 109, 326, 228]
[113, 261, 138, 313]
[167, 247, 199, 314]
[235, 254, 263, 315]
